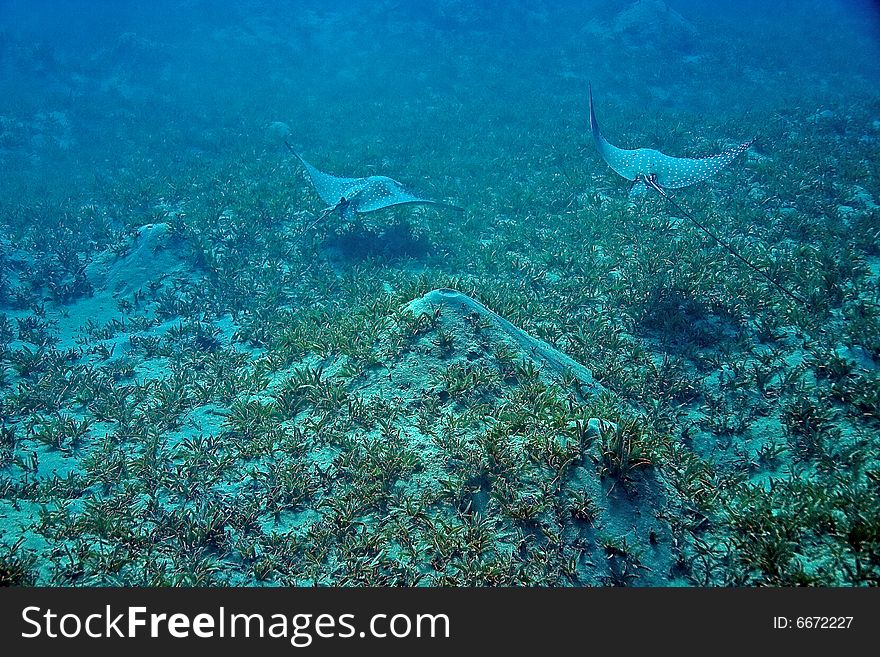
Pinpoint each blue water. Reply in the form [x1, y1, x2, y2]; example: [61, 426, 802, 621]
[3, 0, 877, 198]
[1, 1, 879, 586]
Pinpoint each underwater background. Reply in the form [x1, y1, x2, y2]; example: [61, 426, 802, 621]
[1, 0, 879, 586]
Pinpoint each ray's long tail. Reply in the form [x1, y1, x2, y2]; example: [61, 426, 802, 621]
[642, 175, 808, 306]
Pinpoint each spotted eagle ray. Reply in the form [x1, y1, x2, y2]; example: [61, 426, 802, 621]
[589, 84, 756, 191]
[287, 143, 463, 222]
[588, 84, 806, 305]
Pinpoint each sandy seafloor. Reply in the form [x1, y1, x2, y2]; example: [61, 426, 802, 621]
[0, 0, 879, 586]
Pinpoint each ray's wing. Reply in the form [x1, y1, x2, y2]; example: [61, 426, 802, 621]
[291, 149, 362, 206]
[648, 139, 757, 188]
[351, 177, 464, 213]
[589, 84, 754, 189]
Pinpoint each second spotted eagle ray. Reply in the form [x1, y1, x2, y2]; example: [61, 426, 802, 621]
[287, 143, 463, 222]
[587, 84, 805, 305]
[588, 83, 756, 192]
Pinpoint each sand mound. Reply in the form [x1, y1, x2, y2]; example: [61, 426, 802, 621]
[265, 121, 292, 146]
[296, 288, 678, 584]
[53, 222, 199, 343]
[583, 0, 698, 51]
[403, 288, 604, 395]
[612, 0, 697, 40]
[84, 222, 192, 297]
